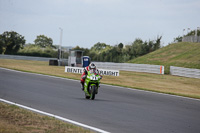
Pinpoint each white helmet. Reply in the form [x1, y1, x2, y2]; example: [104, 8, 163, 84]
[89, 63, 96, 70]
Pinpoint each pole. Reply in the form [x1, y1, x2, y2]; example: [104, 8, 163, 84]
[187, 28, 190, 34]
[195, 28, 197, 36]
[59, 27, 63, 66]
[183, 29, 185, 36]
[59, 27, 63, 60]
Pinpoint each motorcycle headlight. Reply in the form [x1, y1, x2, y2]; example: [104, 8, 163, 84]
[90, 76, 93, 80]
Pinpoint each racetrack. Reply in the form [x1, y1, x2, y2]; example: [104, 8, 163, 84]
[0, 68, 200, 133]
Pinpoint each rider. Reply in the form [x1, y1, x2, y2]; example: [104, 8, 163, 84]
[80, 63, 102, 90]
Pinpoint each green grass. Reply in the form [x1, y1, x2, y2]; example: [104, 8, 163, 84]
[0, 102, 93, 133]
[128, 42, 200, 74]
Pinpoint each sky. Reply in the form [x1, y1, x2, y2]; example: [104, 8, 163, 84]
[0, 0, 200, 48]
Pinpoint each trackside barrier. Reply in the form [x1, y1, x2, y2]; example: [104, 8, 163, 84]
[0, 54, 57, 61]
[0, 54, 68, 66]
[3, 55, 200, 78]
[94, 62, 164, 74]
[1, 55, 164, 75]
[170, 66, 200, 79]
[65, 66, 119, 76]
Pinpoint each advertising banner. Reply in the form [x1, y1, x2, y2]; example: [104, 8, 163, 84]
[65, 66, 119, 76]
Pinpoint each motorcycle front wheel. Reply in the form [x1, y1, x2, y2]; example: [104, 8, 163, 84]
[90, 85, 96, 100]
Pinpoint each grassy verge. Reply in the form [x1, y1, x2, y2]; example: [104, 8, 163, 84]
[0, 102, 93, 133]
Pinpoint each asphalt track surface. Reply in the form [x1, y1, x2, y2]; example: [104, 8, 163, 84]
[0, 68, 200, 133]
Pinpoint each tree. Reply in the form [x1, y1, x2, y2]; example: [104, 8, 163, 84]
[91, 42, 108, 52]
[0, 31, 25, 54]
[72, 45, 90, 56]
[153, 36, 162, 51]
[73, 45, 81, 50]
[147, 40, 154, 53]
[129, 38, 143, 58]
[186, 30, 200, 36]
[118, 43, 124, 49]
[34, 35, 54, 48]
[174, 36, 182, 43]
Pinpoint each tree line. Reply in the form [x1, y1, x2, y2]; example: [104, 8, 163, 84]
[73, 36, 162, 63]
[1, 30, 164, 62]
[0, 31, 58, 57]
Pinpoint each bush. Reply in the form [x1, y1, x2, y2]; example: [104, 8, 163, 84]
[17, 45, 58, 58]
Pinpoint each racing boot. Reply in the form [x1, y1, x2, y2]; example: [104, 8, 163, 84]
[80, 82, 84, 91]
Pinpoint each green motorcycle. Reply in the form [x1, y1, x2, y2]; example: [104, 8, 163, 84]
[84, 69, 101, 100]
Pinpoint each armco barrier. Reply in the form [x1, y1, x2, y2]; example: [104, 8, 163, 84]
[0, 54, 57, 61]
[170, 66, 200, 79]
[0, 54, 68, 66]
[0, 55, 164, 74]
[94, 62, 164, 74]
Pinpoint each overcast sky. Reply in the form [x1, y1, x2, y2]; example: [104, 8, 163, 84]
[0, 0, 199, 48]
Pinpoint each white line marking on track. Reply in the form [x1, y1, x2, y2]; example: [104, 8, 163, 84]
[0, 98, 110, 133]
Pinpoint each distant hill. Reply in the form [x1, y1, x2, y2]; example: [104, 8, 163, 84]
[128, 42, 200, 74]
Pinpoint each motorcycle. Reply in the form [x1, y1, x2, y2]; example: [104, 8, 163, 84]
[84, 69, 101, 100]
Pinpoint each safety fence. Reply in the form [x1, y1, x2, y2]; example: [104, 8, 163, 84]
[170, 66, 200, 79]
[2, 55, 200, 78]
[182, 36, 200, 43]
[0, 54, 57, 61]
[0, 54, 68, 66]
[94, 62, 164, 74]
